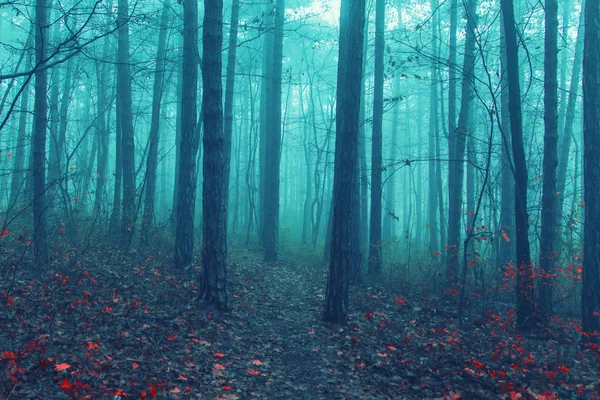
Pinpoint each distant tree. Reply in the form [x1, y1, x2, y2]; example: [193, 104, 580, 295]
[368, 0, 385, 276]
[501, 0, 535, 332]
[32, 0, 49, 264]
[174, 0, 200, 270]
[445, 0, 478, 287]
[582, 0, 600, 343]
[538, 0, 558, 320]
[323, 0, 365, 324]
[142, 0, 170, 244]
[199, 0, 228, 309]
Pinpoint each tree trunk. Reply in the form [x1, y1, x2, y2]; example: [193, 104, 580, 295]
[33, 0, 49, 264]
[582, 0, 600, 343]
[498, 12, 515, 271]
[501, 0, 535, 332]
[141, 0, 170, 245]
[199, 0, 229, 310]
[117, 0, 136, 248]
[446, 0, 478, 286]
[263, 0, 284, 261]
[383, 76, 399, 242]
[94, 37, 111, 218]
[368, 0, 384, 276]
[10, 75, 30, 204]
[174, 0, 200, 270]
[556, 5, 584, 253]
[323, 0, 365, 324]
[538, 0, 559, 320]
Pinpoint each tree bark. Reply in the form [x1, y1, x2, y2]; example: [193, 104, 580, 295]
[538, 0, 559, 320]
[117, 0, 136, 248]
[368, 0, 385, 276]
[263, 0, 284, 261]
[174, 0, 200, 270]
[323, 0, 365, 324]
[501, 0, 535, 332]
[33, 0, 49, 264]
[446, 0, 478, 286]
[199, 0, 229, 310]
[141, 0, 170, 244]
[582, 0, 600, 343]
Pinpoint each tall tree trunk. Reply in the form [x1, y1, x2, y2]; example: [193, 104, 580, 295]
[110, 94, 123, 234]
[498, 12, 515, 271]
[359, 17, 369, 266]
[582, 0, 600, 343]
[223, 0, 240, 233]
[501, 0, 535, 332]
[538, 0, 559, 320]
[446, 0, 478, 286]
[323, 0, 365, 324]
[556, 5, 584, 253]
[117, 0, 136, 248]
[174, 0, 200, 270]
[368, 0, 384, 276]
[428, 0, 439, 257]
[94, 37, 111, 218]
[141, 0, 170, 244]
[10, 75, 30, 204]
[33, 0, 49, 264]
[199, 0, 228, 309]
[383, 76, 399, 242]
[263, 0, 284, 261]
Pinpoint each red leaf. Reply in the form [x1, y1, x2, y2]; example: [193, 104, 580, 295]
[132, 362, 139, 369]
[214, 353, 224, 358]
[54, 363, 70, 371]
[394, 297, 406, 303]
[222, 386, 232, 391]
[252, 359, 263, 365]
[167, 334, 176, 341]
[247, 369, 260, 375]
[364, 311, 375, 319]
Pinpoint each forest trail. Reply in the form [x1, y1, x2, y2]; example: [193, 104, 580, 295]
[2, 246, 599, 399]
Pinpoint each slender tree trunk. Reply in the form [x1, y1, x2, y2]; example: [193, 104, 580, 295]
[141, 0, 170, 244]
[117, 0, 136, 248]
[263, 0, 285, 261]
[323, 0, 365, 324]
[368, 0, 385, 276]
[556, 5, 584, 253]
[174, 0, 200, 270]
[383, 76, 399, 242]
[11, 76, 30, 204]
[582, 0, 600, 343]
[110, 94, 122, 235]
[538, 0, 559, 320]
[223, 0, 239, 234]
[94, 37, 111, 218]
[33, 0, 49, 264]
[501, 0, 535, 332]
[199, 0, 228, 309]
[446, 0, 478, 286]
[498, 12, 515, 271]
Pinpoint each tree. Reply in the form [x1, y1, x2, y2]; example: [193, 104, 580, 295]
[582, 0, 600, 343]
[141, 0, 170, 244]
[445, 0, 478, 286]
[368, 0, 385, 276]
[199, 0, 228, 309]
[174, 0, 199, 271]
[538, 0, 558, 320]
[117, 0, 136, 248]
[32, 0, 49, 264]
[323, 0, 365, 324]
[501, 0, 535, 332]
[262, 0, 285, 261]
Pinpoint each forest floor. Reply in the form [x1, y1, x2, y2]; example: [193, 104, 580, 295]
[1, 245, 599, 399]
